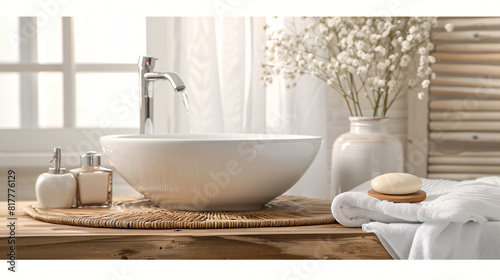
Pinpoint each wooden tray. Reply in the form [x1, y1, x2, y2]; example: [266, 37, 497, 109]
[24, 195, 335, 229]
[368, 189, 427, 203]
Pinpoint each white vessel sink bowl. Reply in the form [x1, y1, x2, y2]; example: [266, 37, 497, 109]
[100, 134, 322, 211]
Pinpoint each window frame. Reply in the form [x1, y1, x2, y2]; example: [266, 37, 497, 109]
[0, 17, 143, 167]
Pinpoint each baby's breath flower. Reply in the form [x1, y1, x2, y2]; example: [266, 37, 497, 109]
[401, 41, 410, 51]
[444, 23, 454, 32]
[426, 42, 434, 51]
[364, 53, 374, 62]
[327, 18, 335, 28]
[319, 24, 328, 34]
[261, 17, 438, 116]
[357, 66, 368, 74]
[377, 62, 387, 71]
[400, 55, 411, 67]
[374, 46, 386, 56]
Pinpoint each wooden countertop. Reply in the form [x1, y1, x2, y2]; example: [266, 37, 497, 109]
[0, 200, 391, 259]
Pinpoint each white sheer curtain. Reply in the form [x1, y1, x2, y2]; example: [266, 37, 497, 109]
[149, 17, 330, 199]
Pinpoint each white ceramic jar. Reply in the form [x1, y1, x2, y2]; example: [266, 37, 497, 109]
[331, 117, 403, 197]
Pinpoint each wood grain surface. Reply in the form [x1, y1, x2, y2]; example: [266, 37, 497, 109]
[368, 190, 427, 203]
[0, 199, 391, 260]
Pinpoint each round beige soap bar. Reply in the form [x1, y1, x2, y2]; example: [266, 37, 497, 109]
[371, 173, 422, 195]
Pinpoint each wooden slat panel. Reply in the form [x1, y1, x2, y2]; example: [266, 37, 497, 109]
[431, 76, 500, 88]
[427, 173, 491, 180]
[430, 85, 500, 97]
[428, 165, 500, 173]
[429, 99, 500, 111]
[433, 30, 500, 41]
[429, 150, 500, 157]
[429, 156, 500, 165]
[434, 43, 500, 53]
[426, 17, 500, 180]
[430, 132, 500, 142]
[430, 111, 500, 121]
[436, 18, 500, 29]
[430, 121, 500, 131]
[432, 63, 500, 76]
[432, 52, 500, 62]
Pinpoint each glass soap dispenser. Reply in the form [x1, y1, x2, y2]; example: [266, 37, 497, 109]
[35, 147, 77, 208]
[71, 151, 112, 208]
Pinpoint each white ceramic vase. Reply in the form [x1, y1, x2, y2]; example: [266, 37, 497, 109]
[331, 117, 403, 197]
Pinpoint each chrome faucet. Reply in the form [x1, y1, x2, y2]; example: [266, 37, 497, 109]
[138, 55, 186, 135]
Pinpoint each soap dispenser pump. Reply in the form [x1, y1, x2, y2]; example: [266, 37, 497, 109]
[35, 147, 77, 208]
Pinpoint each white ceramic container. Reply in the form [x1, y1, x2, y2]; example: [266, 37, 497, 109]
[36, 173, 76, 208]
[100, 133, 322, 211]
[331, 117, 403, 196]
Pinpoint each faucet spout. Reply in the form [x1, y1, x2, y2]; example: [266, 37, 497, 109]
[144, 72, 186, 92]
[138, 55, 186, 135]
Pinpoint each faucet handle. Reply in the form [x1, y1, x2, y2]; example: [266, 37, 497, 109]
[138, 55, 158, 72]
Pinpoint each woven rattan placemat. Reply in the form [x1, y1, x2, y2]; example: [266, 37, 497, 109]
[24, 195, 335, 229]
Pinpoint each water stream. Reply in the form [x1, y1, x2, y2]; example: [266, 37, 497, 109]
[181, 90, 193, 134]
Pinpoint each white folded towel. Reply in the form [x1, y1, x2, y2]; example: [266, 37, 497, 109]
[331, 176, 500, 259]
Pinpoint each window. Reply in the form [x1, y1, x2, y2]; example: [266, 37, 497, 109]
[0, 17, 147, 165]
